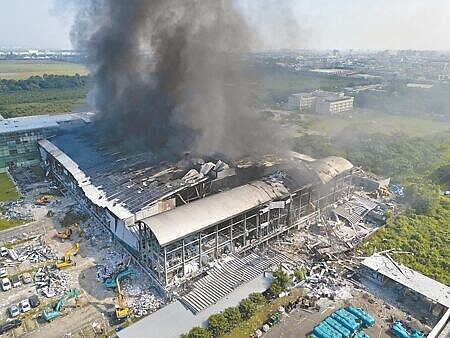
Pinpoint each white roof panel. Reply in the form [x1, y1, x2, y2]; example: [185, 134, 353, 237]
[141, 181, 289, 246]
[361, 254, 450, 308]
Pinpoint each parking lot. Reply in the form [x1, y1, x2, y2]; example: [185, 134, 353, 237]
[0, 168, 160, 337]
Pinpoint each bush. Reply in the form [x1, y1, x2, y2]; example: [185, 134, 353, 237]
[268, 281, 282, 297]
[239, 298, 257, 320]
[207, 313, 229, 337]
[223, 307, 241, 328]
[181, 327, 212, 338]
[294, 267, 307, 281]
[248, 292, 266, 305]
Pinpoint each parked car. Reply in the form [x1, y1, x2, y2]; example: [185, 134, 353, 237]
[0, 267, 7, 278]
[18, 300, 31, 313]
[10, 275, 21, 288]
[1, 278, 11, 291]
[28, 295, 40, 308]
[0, 247, 8, 257]
[0, 319, 22, 334]
[7, 305, 20, 318]
[21, 272, 32, 284]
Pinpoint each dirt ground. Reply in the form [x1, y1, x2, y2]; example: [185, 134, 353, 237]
[264, 288, 431, 338]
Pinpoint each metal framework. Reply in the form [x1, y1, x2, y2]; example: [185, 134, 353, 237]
[137, 170, 352, 288]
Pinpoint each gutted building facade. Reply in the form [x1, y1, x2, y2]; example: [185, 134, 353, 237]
[38, 132, 353, 292]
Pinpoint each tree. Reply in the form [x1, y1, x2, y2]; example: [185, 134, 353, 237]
[248, 292, 266, 305]
[223, 306, 241, 328]
[239, 298, 257, 320]
[268, 281, 282, 297]
[273, 268, 290, 290]
[182, 327, 212, 338]
[405, 183, 439, 215]
[207, 313, 229, 337]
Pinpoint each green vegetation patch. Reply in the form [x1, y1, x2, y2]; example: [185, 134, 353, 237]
[361, 198, 450, 285]
[0, 87, 88, 118]
[0, 218, 27, 231]
[0, 173, 19, 202]
[0, 61, 88, 80]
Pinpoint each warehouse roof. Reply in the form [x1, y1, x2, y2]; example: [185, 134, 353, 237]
[0, 113, 90, 134]
[361, 254, 450, 308]
[307, 156, 353, 184]
[140, 181, 289, 246]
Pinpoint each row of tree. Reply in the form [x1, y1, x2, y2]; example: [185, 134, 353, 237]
[0, 74, 89, 92]
[181, 292, 266, 338]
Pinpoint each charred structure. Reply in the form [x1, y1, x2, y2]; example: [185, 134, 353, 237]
[38, 132, 353, 293]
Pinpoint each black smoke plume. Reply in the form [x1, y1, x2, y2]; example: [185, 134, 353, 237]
[72, 0, 283, 161]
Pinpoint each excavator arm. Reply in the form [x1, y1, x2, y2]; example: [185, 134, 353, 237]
[115, 276, 129, 320]
[55, 243, 80, 269]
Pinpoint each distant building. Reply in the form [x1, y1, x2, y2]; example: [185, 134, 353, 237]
[0, 113, 90, 172]
[288, 90, 354, 114]
[317, 95, 354, 114]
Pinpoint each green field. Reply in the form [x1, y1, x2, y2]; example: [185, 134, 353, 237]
[0, 173, 19, 202]
[0, 60, 88, 80]
[0, 87, 88, 118]
[305, 113, 450, 137]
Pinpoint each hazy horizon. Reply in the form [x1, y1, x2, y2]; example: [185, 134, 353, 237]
[1, 0, 450, 51]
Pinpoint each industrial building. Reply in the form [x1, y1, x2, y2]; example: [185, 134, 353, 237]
[38, 131, 354, 293]
[0, 113, 89, 172]
[288, 90, 354, 114]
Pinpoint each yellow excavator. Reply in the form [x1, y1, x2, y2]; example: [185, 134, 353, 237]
[55, 223, 80, 241]
[36, 194, 52, 205]
[115, 275, 129, 321]
[55, 243, 80, 269]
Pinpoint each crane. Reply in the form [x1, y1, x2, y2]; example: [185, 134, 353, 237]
[104, 267, 136, 289]
[43, 288, 81, 321]
[55, 243, 80, 269]
[115, 276, 129, 321]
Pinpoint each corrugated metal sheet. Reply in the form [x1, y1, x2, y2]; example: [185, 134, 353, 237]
[39, 139, 133, 220]
[141, 181, 289, 246]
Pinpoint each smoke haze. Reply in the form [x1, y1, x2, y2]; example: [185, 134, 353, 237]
[71, 0, 284, 161]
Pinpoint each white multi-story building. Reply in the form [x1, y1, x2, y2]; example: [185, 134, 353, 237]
[288, 90, 354, 114]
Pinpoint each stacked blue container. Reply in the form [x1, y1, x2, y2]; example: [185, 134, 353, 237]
[354, 330, 370, 338]
[346, 307, 376, 327]
[325, 317, 352, 338]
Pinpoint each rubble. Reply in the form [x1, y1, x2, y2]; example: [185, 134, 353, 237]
[122, 275, 163, 317]
[35, 266, 72, 298]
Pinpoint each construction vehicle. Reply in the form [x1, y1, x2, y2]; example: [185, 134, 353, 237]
[115, 276, 129, 320]
[35, 195, 52, 205]
[55, 243, 80, 269]
[42, 289, 81, 321]
[104, 267, 137, 289]
[54, 223, 80, 241]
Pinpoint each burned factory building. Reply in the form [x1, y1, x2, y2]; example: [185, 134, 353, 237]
[38, 132, 353, 293]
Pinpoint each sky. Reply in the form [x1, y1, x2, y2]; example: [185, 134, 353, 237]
[0, 0, 450, 51]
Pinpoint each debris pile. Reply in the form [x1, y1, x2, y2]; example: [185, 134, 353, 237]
[35, 266, 72, 298]
[17, 242, 57, 264]
[303, 262, 350, 301]
[122, 276, 163, 317]
[96, 251, 130, 281]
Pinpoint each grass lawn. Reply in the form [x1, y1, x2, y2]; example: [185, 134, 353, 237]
[222, 289, 301, 338]
[305, 112, 450, 137]
[0, 173, 19, 202]
[0, 60, 88, 80]
[0, 218, 27, 231]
